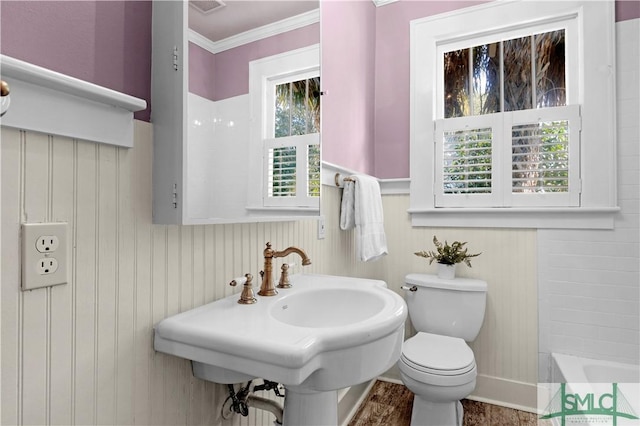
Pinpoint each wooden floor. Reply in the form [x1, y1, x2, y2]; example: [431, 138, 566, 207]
[348, 381, 542, 426]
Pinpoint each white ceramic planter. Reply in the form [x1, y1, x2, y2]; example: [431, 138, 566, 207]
[437, 263, 456, 280]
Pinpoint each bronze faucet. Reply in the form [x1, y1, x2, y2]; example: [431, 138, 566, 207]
[229, 273, 257, 304]
[259, 242, 311, 296]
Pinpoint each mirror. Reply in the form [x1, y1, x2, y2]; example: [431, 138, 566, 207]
[186, 0, 321, 223]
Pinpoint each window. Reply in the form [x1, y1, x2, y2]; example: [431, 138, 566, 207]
[410, 1, 616, 228]
[434, 20, 580, 208]
[247, 45, 320, 213]
[264, 75, 320, 207]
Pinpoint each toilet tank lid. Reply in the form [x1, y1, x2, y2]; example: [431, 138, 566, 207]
[405, 273, 487, 292]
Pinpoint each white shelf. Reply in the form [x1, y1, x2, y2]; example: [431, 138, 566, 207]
[0, 55, 146, 148]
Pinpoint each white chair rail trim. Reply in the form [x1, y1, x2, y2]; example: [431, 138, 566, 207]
[0, 55, 146, 148]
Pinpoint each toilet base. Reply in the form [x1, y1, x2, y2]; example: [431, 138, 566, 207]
[410, 397, 463, 426]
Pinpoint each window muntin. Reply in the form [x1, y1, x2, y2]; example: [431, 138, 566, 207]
[444, 29, 566, 118]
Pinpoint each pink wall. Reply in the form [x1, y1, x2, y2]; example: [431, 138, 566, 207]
[616, 0, 640, 21]
[373, 0, 638, 178]
[189, 24, 319, 102]
[373, 1, 487, 178]
[324, 0, 638, 179]
[189, 43, 217, 101]
[0, 0, 635, 144]
[0, 1, 152, 121]
[212, 24, 319, 101]
[321, 0, 377, 175]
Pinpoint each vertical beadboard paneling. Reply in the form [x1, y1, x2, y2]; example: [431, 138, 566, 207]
[116, 145, 135, 425]
[1, 127, 21, 426]
[321, 187, 539, 407]
[3, 120, 539, 424]
[96, 144, 118, 425]
[49, 135, 75, 426]
[74, 140, 98, 425]
[132, 122, 154, 426]
[21, 131, 51, 426]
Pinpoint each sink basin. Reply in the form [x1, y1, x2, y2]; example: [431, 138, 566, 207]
[153, 273, 407, 425]
[270, 288, 386, 328]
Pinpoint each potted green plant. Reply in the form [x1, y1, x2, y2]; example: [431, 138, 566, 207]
[414, 236, 481, 279]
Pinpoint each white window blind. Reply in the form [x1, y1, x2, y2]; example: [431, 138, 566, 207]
[435, 105, 580, 207]
[508, 105, 581, 207]
[264, 133, 319, 207]
[435, 113, 502, 207]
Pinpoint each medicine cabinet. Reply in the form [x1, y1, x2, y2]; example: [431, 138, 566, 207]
[151, 0, 321, 225]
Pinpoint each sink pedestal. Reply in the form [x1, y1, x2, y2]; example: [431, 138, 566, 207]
[283, 387, 337, 426]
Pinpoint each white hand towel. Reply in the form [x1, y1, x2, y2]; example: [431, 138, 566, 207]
[340, 180, 356, 230]
[353, 174, 388, 262]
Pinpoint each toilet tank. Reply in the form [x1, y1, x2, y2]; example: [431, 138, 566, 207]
[404, 273, 487, 342]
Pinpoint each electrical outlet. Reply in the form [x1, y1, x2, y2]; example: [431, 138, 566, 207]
[36, 235, 60, 253]
[317, 216, 326, 240]
[37, 257, 59, 274]
[22, 222, 68, 290]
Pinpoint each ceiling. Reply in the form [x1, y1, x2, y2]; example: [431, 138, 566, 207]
[189, 0, 319, 43]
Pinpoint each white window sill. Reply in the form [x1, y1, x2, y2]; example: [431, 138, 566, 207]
[408, 207, 620, 229]
[245, 206, 319, 219]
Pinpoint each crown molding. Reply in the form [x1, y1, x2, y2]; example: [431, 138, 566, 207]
[189, 8, 319, 55]
[372, 0, 398, 7]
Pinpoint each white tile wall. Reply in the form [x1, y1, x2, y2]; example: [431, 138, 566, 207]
[538, 19, 640, 381]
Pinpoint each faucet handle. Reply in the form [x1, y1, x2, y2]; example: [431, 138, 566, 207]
[277, 263, 293, 289]
[230, 273, 257, 305]
[229, 276, 247, 287]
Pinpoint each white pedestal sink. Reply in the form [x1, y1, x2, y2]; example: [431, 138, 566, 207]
[154, 274, 407, 425]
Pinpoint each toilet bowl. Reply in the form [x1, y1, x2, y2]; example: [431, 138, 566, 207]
[398, 274, 487, 426]
[398, 332, 476, 426]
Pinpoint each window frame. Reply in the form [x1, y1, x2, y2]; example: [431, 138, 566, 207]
[247, 44, 320, 213]
[409, 0, 618, 229]
[263, 70, 320, 207]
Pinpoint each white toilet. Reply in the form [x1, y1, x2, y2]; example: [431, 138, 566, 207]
[398, 273, 487, 426]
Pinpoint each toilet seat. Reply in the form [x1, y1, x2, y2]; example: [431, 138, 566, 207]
[399, 333, 477, 386]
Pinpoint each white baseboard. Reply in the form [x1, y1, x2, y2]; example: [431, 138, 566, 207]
[468, 374, 538, 413]
[338, 380, 377, 426]
[379, 374, 537, 413]
[377, 376, 404, 385]
[345, 374, 538, 421]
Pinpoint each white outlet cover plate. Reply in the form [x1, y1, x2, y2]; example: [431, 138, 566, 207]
[21, 222, 68, 290]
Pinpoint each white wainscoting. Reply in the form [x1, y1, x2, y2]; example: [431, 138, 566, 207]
[1, 122, 539, 425]
[0, 123, 327, 426]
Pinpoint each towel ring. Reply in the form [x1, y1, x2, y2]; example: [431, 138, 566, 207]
[334, 173, 355, 187]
